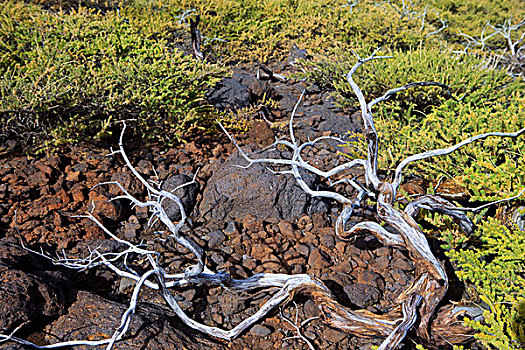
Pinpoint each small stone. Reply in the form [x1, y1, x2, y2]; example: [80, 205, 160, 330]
[355, 269, 385, 290]
[242, 255, 257, 270]
[311, 212, 329, 228]
[118, 277, 136, 294]
[344, 283, 381, 308]
[251, 243, 273, 260]
[123, 222, 141, 240]
[224, 221, 238, 235]
[161, 174, 199, 221]
[262, 261, 281, 272]
[248, 120, 274, 147]
[66, 171, 80, 182]
[297, 244, 310, 256]
[391, 256, 414, 271]
[135, 206, 149, 219]
[304, 330, 316, 341]
[211, 312, 223, 325]
[220, 295, 244, 315]
[208, 230, 226, 249]
[250, 325, 272, 337]
[308, 248, 330, 269]
[320, 234, 335, 249]
[375, 255, 390, 271]
[182, 289, 196, 301]
[390, 268, 411, 285]
[210, 252, 224, 265]
[323, 328, 347, 343]
[291, 264, 304, 274]
[242, 214, 262, 232]
[278, 221, 295, 239]
[375, 247, 390, 256]
[70, 183, 86, 203]
[304, 300, 320, 318]
[297, 215, 313, 231]
[335, 241, 346, 254]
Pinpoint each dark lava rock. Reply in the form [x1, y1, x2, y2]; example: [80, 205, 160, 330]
[206, 71, 269, 111]
[343, 283, 382, 309]
[207, 77, 252, 110]
[286, 44, 308, 66]
[0, 237, 70, 332]
[198, 147, 328, 223]
[45, 290, 223, 349]
[161, 174, 199, 221]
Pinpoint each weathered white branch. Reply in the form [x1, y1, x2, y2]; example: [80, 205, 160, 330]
[377, 294, 422, 350]
[405, 195, 475, 233]
[393, 128, 525, 197]
[280, 303, 319, 350]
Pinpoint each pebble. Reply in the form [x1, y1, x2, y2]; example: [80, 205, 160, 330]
[297, 244, 310, 256]
[297, 215, 313, 231]
[304, 300, 320, 317]
[208, 230, 226, 249]
[391, 256, 414, 271]
[278, 221, 295, 239]
[320, 234, 335, 249]
[250, 325, 272, 337]
[323, 328, 347, 343]
[224, 221, 238, 235]
[308, 248, 330, 269]
[344, 283, 382, 308]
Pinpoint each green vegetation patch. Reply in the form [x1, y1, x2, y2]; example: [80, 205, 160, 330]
[444, 217, 525, 349]
[0, 1, 226, 152]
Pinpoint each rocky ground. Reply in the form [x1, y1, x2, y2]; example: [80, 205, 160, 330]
[0, 48, 467, 350]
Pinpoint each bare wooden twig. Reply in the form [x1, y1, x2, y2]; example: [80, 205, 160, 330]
[190, 15, 204, 61]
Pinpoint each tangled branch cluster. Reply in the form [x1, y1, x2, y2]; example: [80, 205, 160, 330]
[2, 50, 524, 350]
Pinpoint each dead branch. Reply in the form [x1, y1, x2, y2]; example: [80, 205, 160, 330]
[222, 49, 524, 348]
[190, 15, 204, 61]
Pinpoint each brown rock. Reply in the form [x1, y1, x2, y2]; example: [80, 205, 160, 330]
[354, 269, 385, 290]
[323, 328, 347, 343]
[242, 214, 263, 232]
[70, 183, 86, 203]
[320, 234, 335, 249]
[375, 255, 390, 271]
[34, 161, 53, 176]
[344, 283, 382, 308]
[297, 215, 313, 231]
[278, 221, 295, 239]
[250, 243, 273, 260]
[391, 256, 414, 271]
[66, 171, 80, 182]
[308, 248, 330, 269]
[248, 120, 274, 147]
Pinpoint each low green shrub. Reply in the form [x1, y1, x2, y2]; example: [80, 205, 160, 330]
[0, 1, 226, 152]
[444, 217, 525, 349]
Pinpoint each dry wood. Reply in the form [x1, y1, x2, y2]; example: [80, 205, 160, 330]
[221, 49, 525, 348]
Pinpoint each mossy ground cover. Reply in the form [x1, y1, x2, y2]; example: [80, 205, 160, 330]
[1, 0, 524, 348]
[0, 0, 226, 151]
